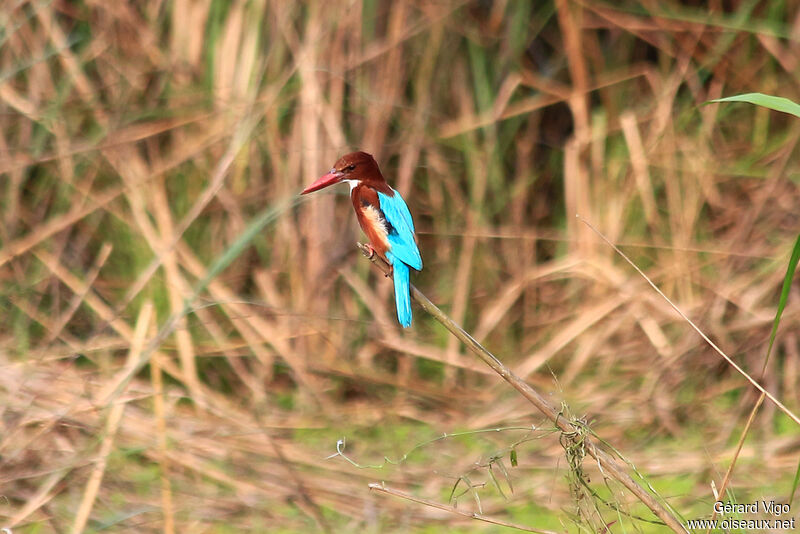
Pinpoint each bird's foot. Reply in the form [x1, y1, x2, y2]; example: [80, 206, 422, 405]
[362, 243, 376, 259]
[358, 243, 392, 277]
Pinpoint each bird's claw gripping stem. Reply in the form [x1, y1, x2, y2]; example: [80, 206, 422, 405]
[358, 243, 393, 277]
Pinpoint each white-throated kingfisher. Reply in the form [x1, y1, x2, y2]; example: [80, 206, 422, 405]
[301, 152, 423, 327]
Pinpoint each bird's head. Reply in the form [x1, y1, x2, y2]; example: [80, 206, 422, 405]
[301, 151, 382, 194]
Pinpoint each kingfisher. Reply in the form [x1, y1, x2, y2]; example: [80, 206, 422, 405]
[301, 151, 423, 327]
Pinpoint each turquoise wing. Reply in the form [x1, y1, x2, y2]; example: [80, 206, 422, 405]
[378, 189, 422, 271]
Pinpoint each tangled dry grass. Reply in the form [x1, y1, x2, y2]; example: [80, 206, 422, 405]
[2, 1, 800, 532]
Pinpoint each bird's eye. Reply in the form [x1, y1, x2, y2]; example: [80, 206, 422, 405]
[345, 164, 356, 171]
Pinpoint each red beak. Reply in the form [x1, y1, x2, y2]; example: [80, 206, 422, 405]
[301, 169, 343, 194]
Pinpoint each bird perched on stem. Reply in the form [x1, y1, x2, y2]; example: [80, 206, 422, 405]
[301, 151, 423, 327]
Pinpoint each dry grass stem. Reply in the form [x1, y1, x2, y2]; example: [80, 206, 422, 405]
[3, 2, 798, 531]
[578, 215, 800, 427]
[357, 243, 687, 533]
[368, 482, 560, 534]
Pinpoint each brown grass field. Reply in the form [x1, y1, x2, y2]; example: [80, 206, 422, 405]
[2, 1, 800, 532]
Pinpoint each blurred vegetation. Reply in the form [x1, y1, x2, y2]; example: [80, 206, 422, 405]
[1, 0, 800, 532]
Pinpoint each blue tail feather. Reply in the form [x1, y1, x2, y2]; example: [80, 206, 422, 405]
[392, 261, 412, 327]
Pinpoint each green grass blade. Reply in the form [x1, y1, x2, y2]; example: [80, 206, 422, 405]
[790, 462, 800, 507]
[709, 93, 800, 119]
[763, 233, 800, 371]
[187, 194, 306, 304]
[101, 194, 306, 405]
[711, 92, 800, 508]
[789, 459, 800, 507]
[778, 234, 800, 506]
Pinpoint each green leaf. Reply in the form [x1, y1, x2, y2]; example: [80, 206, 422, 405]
[709, 93, 800, 119]
[763, 233, 800, 371]
[777, 233, 800, 506]
[495, 458, 513, 494]
[510, 448, 518, 467]
[190, 194, 304, 301]
[488, 465, 507, 500]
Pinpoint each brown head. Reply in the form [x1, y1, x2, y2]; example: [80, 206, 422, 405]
[301, 151, 386, 194]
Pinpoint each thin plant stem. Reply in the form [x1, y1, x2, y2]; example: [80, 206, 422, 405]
[357, 243, 688, 534]
[368, 482, 560, 534]
[576, 215, 800, 426]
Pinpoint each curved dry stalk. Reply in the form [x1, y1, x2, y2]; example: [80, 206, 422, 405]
[368, 482, 559, 534]
[577, 215, 800, 427]
[357, 243, 688, 534]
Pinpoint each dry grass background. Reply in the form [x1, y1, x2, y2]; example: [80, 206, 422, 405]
[1, 1, 800, 532]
